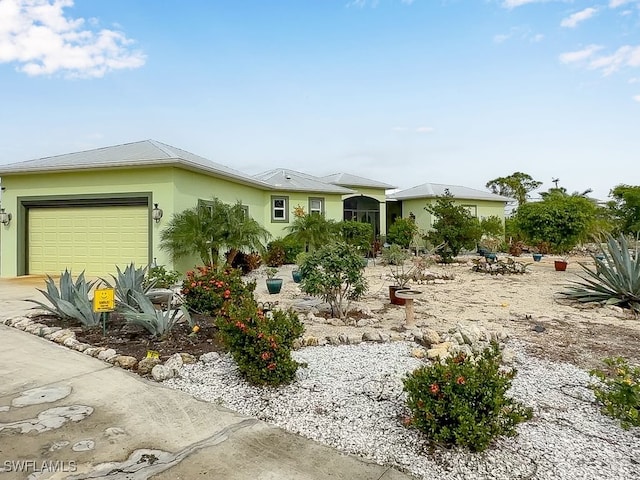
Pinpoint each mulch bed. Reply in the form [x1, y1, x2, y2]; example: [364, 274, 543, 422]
[34, 313, 226, 362]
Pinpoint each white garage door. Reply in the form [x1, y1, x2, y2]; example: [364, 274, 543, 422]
[28, 206, 149, 277]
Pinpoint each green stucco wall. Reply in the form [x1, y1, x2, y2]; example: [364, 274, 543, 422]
[263, 191, 345, 239]
[390, 197, 506, 241]
[0, 166, 359, 277]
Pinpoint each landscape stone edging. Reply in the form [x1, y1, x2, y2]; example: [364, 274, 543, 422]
[2, 313, 513, 382]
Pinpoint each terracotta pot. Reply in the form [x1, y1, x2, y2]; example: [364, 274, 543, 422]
[554, 260, 568, 271]
[389, 285, 406, 305]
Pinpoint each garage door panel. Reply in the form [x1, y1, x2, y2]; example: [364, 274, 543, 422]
[28, 206, 149, 277]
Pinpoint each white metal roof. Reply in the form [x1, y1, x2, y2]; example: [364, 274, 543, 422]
[0, 140, 273, 189]
[320, 172, 396, 190]
[387, 182, 513, 202]
[254, 169, 354, 194]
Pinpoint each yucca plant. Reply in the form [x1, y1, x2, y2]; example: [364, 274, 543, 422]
[101, 263, 154, 309]
[561, 234, 640, 312]
[28, 270, 101, 327]
[122, 291, 191, 338]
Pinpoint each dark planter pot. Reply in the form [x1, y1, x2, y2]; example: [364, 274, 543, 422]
[292, 270, 303, 283]
[389, 285, 406, 306]
[554, 260, 568, 272]
[532, 253, 543, 262]
[485, 253, 497, 262]
[266, 278, 283, 294]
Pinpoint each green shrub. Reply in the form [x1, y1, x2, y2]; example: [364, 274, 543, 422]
[181, 266, 255, 316]
[280, 235, 306, 263]
[388, 217, 419, 248]
[122, 291, 191, 338]
[145, 265, 181, 289]
[590, 357, 640, 429]
[402, 344, 532, 452]
[513, 190, 602, 254]
[381, 244, 411, 266]
[29, 270, 101, 327]
[561, 234, 640, 312]
[338, 220, 374, 253]
[425, 191, 482, 263]
[216, 297, 304, 386]
[265, 240, 286, 266]
[299, 242, 368, 319]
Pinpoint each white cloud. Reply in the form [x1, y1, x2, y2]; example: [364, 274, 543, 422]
[633, 94, 640, 101]
[560, 44, 640, 75]
[559, 44, 603, 64]
[0, 0, 145, 78]
[609, 0, 634, 7]
[493, 26, 542, 44]
[416, 126, 434, 133]
[561, 7, 598, 28]
[502, 0, 551, 8]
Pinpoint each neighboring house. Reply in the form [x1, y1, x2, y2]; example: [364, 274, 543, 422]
[386, 183, 512, 236]
[0, 140, 509, 278]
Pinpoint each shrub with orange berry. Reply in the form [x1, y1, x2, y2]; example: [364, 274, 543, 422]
[181, 266, 255, 316]
[402, 343, 532, 451]
[216, 296, 305, 386]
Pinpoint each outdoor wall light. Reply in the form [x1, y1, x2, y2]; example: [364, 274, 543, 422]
[0, 208, 11, 226]
[151, 203, 163, 223]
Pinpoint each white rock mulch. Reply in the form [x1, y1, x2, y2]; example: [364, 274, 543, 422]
[164, 341, 640, 480]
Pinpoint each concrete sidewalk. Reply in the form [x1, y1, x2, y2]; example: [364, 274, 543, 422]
[0, 278, 412, 480]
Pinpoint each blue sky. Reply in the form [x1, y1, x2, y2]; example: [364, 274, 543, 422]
[1, 0, 639, 201]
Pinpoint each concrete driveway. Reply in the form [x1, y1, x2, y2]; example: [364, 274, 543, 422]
[0, 278, 412, 480]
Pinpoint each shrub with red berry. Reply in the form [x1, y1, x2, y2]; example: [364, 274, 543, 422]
[402, 343, 532, 451]
[216, 296, 305, 386]
[181, 266, 255, 316]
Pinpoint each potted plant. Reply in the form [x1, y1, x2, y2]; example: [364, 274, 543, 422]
[554, 256, 568, 271]
[382, 245, 413, 305]
[265, 267, 283, 294]
[292, 252, 306, 283]
[479, 236, 501, 263]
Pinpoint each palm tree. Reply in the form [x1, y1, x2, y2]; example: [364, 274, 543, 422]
[224, 201, 271, 265]
[286, 213, 337, 252]
[159, 204, 224, 266]
[160, 199, 270, 267]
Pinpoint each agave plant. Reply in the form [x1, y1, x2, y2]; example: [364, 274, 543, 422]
[101, 263, 154, 309]
[122, 291, 190, 338]
[561, 234, 640, 312]
[28, 270, 101, 327]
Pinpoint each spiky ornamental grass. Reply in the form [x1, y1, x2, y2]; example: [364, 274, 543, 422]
[561, 234, 640, 313]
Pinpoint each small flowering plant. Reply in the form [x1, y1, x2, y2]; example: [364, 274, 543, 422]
[590, 356, 640, 429]
[181, 265, 255, 316]
[402, 343, 532, 451]
[216, 297, 305, 386]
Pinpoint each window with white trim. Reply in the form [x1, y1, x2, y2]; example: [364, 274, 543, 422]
[309, 197, 324, 216]
[462, 204, 477, 217]
[271, 196, 289, 222]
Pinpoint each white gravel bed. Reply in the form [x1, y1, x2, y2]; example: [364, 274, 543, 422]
[164, 341, 640, 480]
